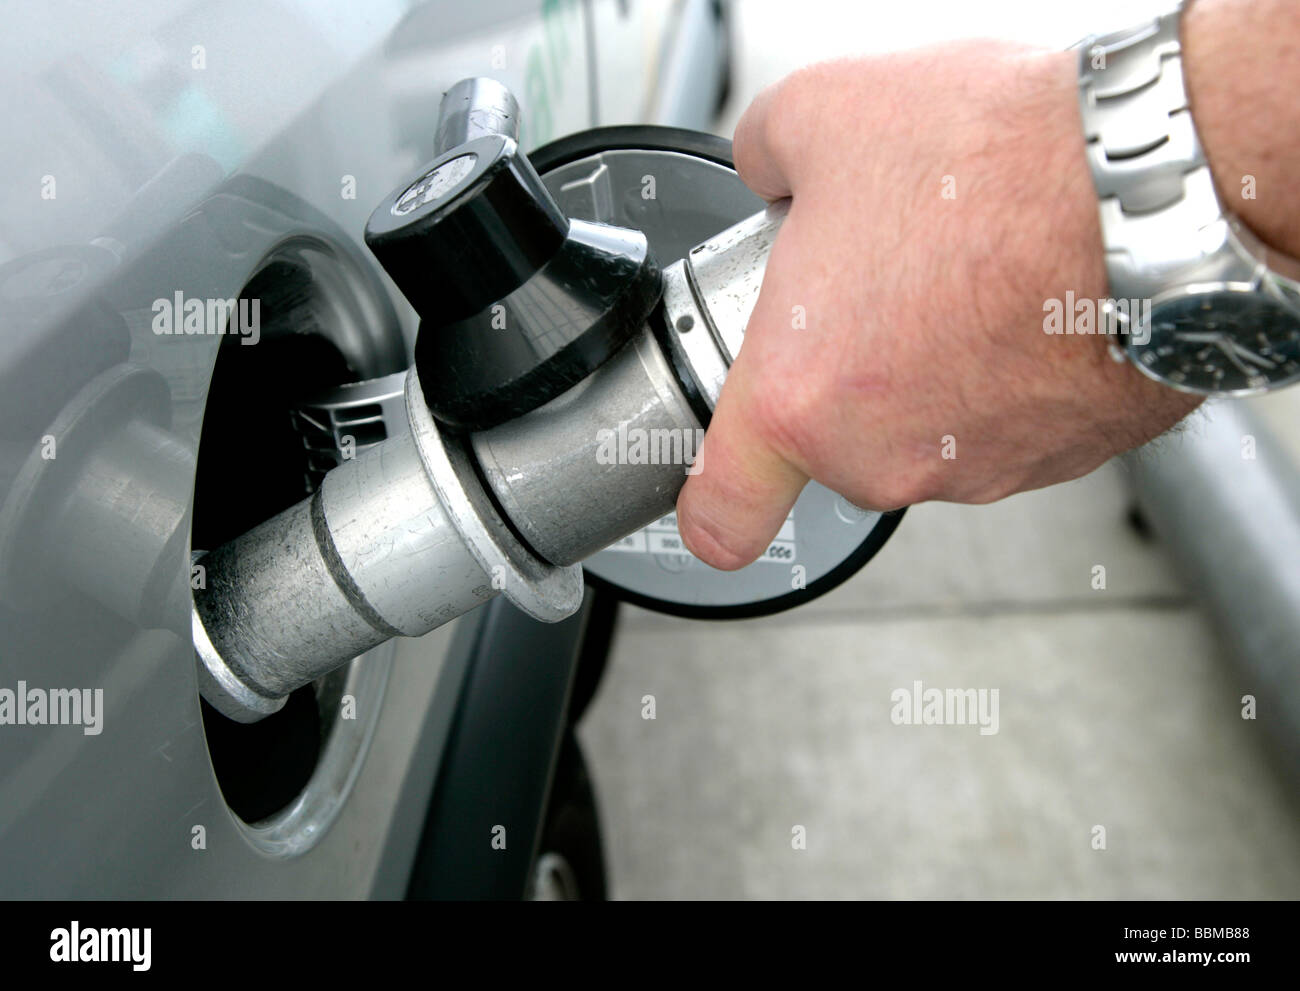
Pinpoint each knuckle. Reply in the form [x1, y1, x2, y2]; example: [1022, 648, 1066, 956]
[732, 90, 770, 180]
[761, 68, 821, 172]
[862, 476, 925, 511]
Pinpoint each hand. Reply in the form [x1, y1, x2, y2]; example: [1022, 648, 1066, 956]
[675, 41, 1203, 570]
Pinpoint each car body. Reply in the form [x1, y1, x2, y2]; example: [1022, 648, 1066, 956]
[0, 0, 729, 899]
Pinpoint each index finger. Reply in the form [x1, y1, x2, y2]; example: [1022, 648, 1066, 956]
[732, 81, 797, 201]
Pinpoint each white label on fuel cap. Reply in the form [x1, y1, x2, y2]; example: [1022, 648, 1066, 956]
[603, 512, 796, 564]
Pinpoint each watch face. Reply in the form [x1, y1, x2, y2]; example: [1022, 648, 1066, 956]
[1130, 290, 1300, 394]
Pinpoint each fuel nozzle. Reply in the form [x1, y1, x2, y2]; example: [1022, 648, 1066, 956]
[190, 78, 796, 722]
[364, 85, 661, 431]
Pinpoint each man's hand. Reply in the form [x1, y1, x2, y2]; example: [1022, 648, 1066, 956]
[675, 40, 1208, 570]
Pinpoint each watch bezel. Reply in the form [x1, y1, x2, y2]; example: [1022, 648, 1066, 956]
[1126, 281, 1300, 397]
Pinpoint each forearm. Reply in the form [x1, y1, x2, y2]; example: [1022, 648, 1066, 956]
[1184, 0, 1300, 257]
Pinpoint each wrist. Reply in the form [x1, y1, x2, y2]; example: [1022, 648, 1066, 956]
[1182, 0, 1300, 259]
[1041, 47, 1204, 418]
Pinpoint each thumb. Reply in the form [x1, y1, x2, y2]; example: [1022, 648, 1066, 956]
[676, 364, 808, 570]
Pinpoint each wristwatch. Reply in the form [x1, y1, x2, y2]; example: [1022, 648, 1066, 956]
[1074, 0, 1300, 396]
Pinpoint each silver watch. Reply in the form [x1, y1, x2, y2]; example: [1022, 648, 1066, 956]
[1075, 1, 1300, 396]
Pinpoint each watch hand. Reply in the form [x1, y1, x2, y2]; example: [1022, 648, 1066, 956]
[1227, 340, 1279, 369]
[1216, 341, 1255, 377]
[1173, 330, 1226, 344]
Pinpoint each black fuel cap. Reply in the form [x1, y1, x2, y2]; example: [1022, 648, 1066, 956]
[365, 133, 661, 432]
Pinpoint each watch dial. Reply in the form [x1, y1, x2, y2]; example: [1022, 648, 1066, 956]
[1132, 291, 1300, 394]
